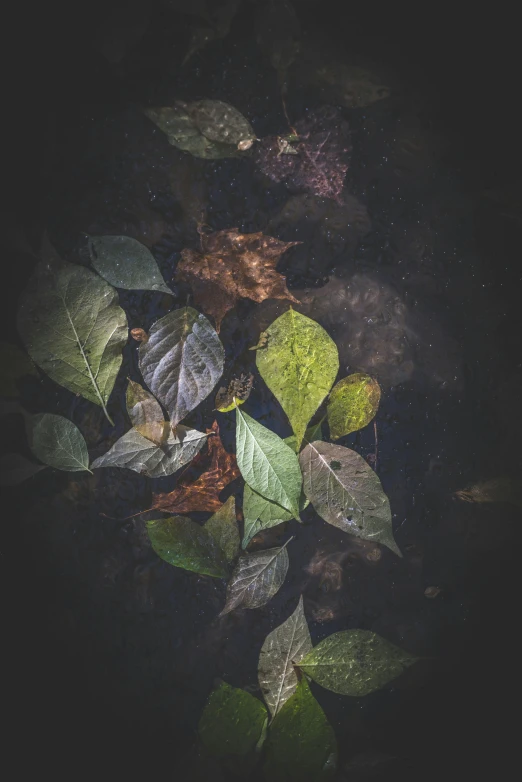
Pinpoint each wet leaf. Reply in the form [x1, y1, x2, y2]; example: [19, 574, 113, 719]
[258, 595, 312, 717]
[284, 419, 324, 454]
[0, 453, 46, 486]
[28, 413, 91, 473]
[152, 420, 240, 513]
[138, 306, 224, 427]
[256, 309, 338, 449]
[204, 495, 240, 566]
[299, 629, 417, 696]
[236, 408, 302, 517]
[199, 681, 267, 759]
[177, 228, 299, 331]
[0, 342, 38, 397]
[300, 441, 401, 556]
[263, 678, 337, 782]
[147, 515, 229, 578]
[215, 372, 254, 413]
[327, 373, 381, 440]
[17, 260, 127, 424]
[242, 484, 295, 549]
[87, 234, 173, 295]
[220, 540, 291, 615]
[91, 425, 206, 478]
[255, 0, 301, 86]
[126, 379, 170, 446]
[454, 476, 522, 510]
[309, 62, 389, 108]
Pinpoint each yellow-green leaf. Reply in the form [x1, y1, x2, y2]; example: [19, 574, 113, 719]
[327, 373, 381, 439]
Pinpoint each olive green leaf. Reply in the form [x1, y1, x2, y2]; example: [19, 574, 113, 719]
[256, 309, 339, 450]
[91, 425, 206, 478]
[126, 379, 170, 446]
[146, 515, 229, 578]
[0, 342, 38, 397]
[284, 418, 324, 454]
[454, 476, 522, 510]
[242, 484, 295, 549]
[87, 234, 173, 295]
[327, 373, 381, 440]
[0, 453, 46, 486]
[28, 413, 91, 473]
[199, 681, 267, 759]
[236, 407, 302, 517]
[17, 260, 127, 424]
[138, 307, 224, 428]
[204, 495, 240, 566]
[258, 595, 312, 717]
[300, 441, 401, 556]
[263, 678, 337, 782]
[220, 539, 291, 615]
[299, 630, 417, 696]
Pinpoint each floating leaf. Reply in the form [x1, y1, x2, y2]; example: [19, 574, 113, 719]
[299, 629, 416, 696]
[204, 495, 240, 566]
[152, 420, 239, 513]
[236, 408, 302, 517]
[17, 260, 127, 424]
[138, 306, 224, 427]
[300, 441, 400, 556]
[242, 484, 294, 549]
[91, 425, 206, 478]
[126, 379, 169, 446]
[28, 413, 91, 473]
[258, 596, 312, 717]
[87, 235, 173, 295]
[284, 419, 324, 454]
[327, 373, 381, 440]
[177, 228, 299, 331]
[0, 342, 38, 397]
[256, 310, 338, 449]
[147, 515, 228, 578]
[0, 453, 46, 486]
[263, 678, 337, 782]
[199, 681, 267, 759]
[215, 372, 254, 413]
[220, 540, 291, 615]
[454, 476, 522, 510]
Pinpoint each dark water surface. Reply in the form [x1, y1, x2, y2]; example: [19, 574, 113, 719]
[4, 2, 522, 779]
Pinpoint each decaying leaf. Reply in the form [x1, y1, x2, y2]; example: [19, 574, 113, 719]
[126, 379, 169, 446]
[28, 413, 91, 473]
[152, 420, 239, 513]
[87, 234, 173, 295]
[177, 228, 300, 331]
[199, 681, 268, 760]
[215, 372, 254, 413]
[0, 453, 46, 486]
[220, 539, 291, 615]
[204, 495, 240, 566]
[0, 342, 38, 397]
[130, 328, 149, 343]
[454, 476, 522, 510]
[327, 373, 381, 440]
[146, 515, 229, 578]
[424, 586, 442, 599]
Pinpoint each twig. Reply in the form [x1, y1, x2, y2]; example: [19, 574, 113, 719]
[373, 420, 379, 472]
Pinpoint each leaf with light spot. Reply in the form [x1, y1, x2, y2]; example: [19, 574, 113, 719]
[125, 379, 170, 446]
[327, 373, 381, 439]
[87, 234, 173, 295]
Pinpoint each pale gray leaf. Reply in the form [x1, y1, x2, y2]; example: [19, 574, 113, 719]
[87, 234, 173, 294]
[220, 541, 291, 615]
[0, 453, 46, 486]
[28, 413, 91, 472]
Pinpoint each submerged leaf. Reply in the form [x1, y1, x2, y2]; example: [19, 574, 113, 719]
[0, 453, 46, 486]
[327, 373, 381, 440]
[147, 515, 228, 578]
[256, 309, 339, 449]
[204, 495, 240, 566]
[87, 234, 173, 294]
[17, 260, 127, 424]
[300, 441, 400, 556]
[126, 379, 169, 446]
[220, 540, 291, 615]
[0, 342, 38, 397]
[199, 681, 267, 759]
[138, 306, 224, 427]
[454, 476, 522, 510]
[28, 413, 91, 473]
[299, 629, 416, 696]
[258, 595, 312, 717]
[242, 483, 294, 549]
[264, 678, 337, 782]
[309, 62, 389, 108]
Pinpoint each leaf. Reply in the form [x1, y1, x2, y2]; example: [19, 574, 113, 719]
[258, 596, 312, 717]
[284, 419, 324, 454]
[126, 379, 170, 446]
[299, 629, 417, 696]
[177, 228, 300, 332]
[220, 540, 291, 615]
[255, 0, 301, 84]
[0, 453, 46, 486]
[91, 425, 206, 478]
[138, 306, 224, 427]
[28, 413, 91, 473]
[17, 260, 127, 424]
[198, 681, 268, 759]
[300, 441, 401, 556]
[152, 420, 240, 512]
[242, 484, 294, 549]
[0, 342, 38, 397]
[454, 476, 522, 510]
[87, 234, 173, 294]
[183, 0, 241, 64]
[309, 62, 389, 108]
[204, 495, 240, 566]
[236, 408, 302, 517]
[215, 372, 254, 413]
[147, 515, 229, 578]
[263, 678, 337, 782]
[327, 373, 381, 440]
[256, 309, 339, 449]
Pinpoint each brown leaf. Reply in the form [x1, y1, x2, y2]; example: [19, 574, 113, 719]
[151, 420, 240, 513]
[176, 228, 300, 331]
[130, 328, 149, 343]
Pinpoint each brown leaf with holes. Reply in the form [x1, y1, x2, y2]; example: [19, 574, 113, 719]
[151, 420, 239, 513]
[176, 229, 300, 331]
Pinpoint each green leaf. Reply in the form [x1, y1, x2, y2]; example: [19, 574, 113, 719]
[327, 373, 381, 440]
[199, 681, 267, 759]
[138, 306, 224, 427]
[258, 596, 312, 717]
[300, 441, 401, 556]
[235, 407, 302, 517]
[28, 413, 91, 473]
[204, 495, 240, 566]
[147, 515, 229, 578]
[220, 540, 291, 615]
[91, 425, 206, 478]
[0, 342, 38, 397]
[126, 379, 170, 446]
[284, 418, 324, 453]
[0, 453, 46, 486]
[17, 260, 127, 424]
[256, 309, 339, 450]
[299, 630, 417, 696]
[87, 234, 173, 295]
[242, 484, 294, 549]
[263, 678, 337, 782]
